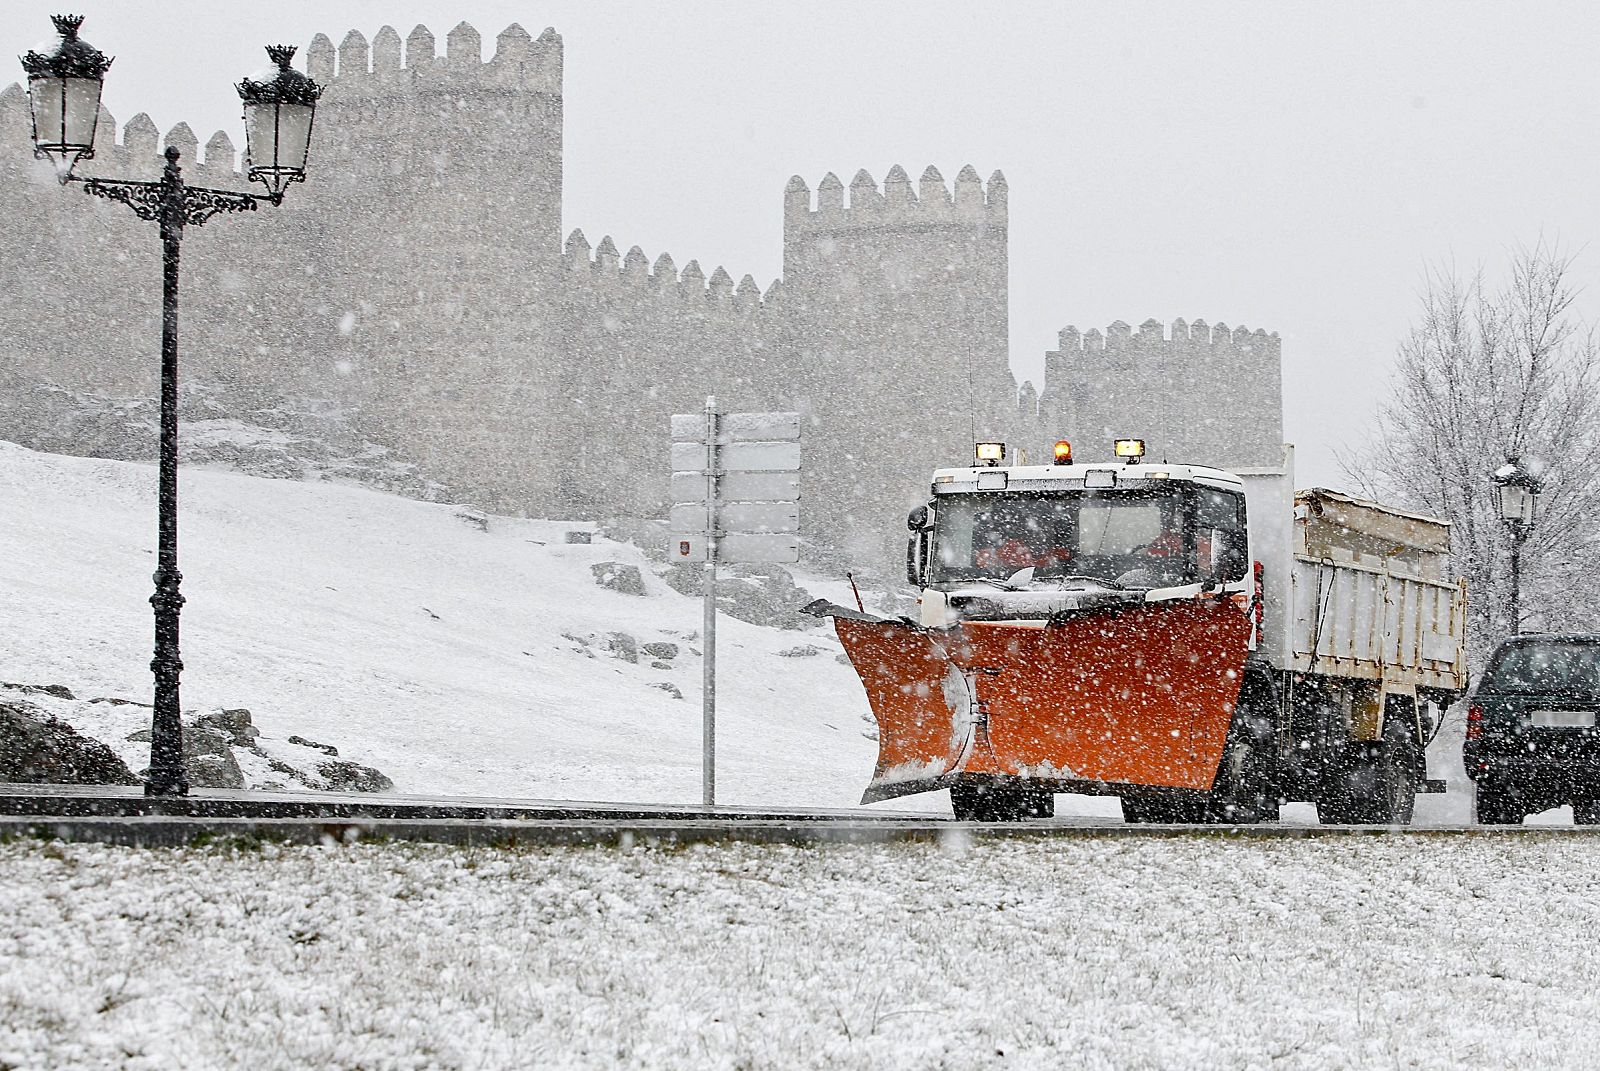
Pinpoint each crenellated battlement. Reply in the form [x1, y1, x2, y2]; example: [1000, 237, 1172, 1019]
[1052, 318, 1280, 353]
[784, 163, 1006, 233]
[306, 22, 562, 96]
[562, 229, 780, 312]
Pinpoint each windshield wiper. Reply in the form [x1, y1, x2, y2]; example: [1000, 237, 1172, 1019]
[1036, 573, 1128, 591]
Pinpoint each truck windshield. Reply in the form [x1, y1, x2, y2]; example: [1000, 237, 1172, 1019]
[930, 486, 1194, 587]
[1481, 641, 1600, 697]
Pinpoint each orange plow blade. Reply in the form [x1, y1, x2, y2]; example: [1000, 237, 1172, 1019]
[831, 600, 1251, 803]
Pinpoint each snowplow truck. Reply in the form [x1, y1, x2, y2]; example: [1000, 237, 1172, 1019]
[806, 439, 1468, 823]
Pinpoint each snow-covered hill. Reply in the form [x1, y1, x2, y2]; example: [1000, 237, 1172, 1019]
[0, 440, 927, 809]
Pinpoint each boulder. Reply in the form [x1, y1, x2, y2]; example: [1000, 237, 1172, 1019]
[0, 701, 139, 785]
[161, 720, 245, 789]
[605, 632, 639, 663]
[1, 682, 76, 700]
[197, 707, 259, 747]
[317, 760, 394, 793]
[641, 641, 679, 660]
[591, 561, 647, 596]
[288, 734, 339, 756]
[664, 563, 820, 630]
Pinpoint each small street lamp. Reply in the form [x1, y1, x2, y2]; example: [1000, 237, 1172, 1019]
[1491, 457, 1543, 636]
[21, 15, 323, 796]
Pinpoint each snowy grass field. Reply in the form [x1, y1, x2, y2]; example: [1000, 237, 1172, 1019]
[3, 833, 1596, 1070]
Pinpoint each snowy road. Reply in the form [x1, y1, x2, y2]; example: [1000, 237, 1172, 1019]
[3, 835, 1593, 1070]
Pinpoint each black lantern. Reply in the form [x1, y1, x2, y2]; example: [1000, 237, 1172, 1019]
[1491, 458, 1541, 526]
[237, 45, 322, 204]
[20, 14, 113, 180]
[1491, 457, 1542, 636]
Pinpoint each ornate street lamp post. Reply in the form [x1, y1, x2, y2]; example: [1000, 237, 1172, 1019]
[21, 15, 323, 796]
[1491, 457, 1542, 637]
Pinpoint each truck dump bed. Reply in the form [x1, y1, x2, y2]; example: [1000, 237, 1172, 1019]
[1289, 488, 1467, 693]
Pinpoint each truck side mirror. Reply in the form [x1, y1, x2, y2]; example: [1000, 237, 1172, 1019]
[1218, 532, 1248, 582]
[907, 505, 929, 531]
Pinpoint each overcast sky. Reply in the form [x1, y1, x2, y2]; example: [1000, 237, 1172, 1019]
[9, 2, 1600, 488]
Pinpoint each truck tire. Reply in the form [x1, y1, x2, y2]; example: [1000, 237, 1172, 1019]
[1474, 782, 1524, 825]
[1121, 795, 1206, 823]
[1318, 721, 1418, 825]
[1205, 710, 1279, 824]
[950, 782, 1054, 821]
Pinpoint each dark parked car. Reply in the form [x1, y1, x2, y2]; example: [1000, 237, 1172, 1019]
[1465, 634, 1600, 824]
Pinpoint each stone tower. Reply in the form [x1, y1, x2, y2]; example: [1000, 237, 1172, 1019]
[779, 164, 1013, 563]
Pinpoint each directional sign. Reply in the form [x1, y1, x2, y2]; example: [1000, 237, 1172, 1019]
[672, 411, 801, 444]
[670, 440, 801, 473]
[671, 471, 799, 503]
[719, 533, 800, 564]
[669, 399, 804, 809]
[671, 501, 798, 534]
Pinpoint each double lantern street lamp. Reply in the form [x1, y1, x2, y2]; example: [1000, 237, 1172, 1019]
[21, 15, 323, 796]
[1491, 457, 1543, 637]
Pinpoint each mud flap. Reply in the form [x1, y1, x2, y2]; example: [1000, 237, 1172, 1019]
[814, 599, 1252, 802]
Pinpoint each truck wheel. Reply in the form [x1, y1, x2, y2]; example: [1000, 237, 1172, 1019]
[950, 783, 1050, 821]
[1318, 723, 1417, 825]
[1205, 711, 1279, 824]
[1121, 795, 1206, 823]
[1575, 800, 1600, 825]
[950, 783, 987, 821]
[1371, 721, 1419, 825]
[1474, 782, 1524, 825]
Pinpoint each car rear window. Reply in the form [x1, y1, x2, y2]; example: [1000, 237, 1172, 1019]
[1481, 641, 1600, 697]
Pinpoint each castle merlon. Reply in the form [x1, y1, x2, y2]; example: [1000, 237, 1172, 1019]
[1051, 318, 1282, 352]
[562, 230, 776, 309]
[785, 164, 1006, 230]
[309, 21, 562, 95]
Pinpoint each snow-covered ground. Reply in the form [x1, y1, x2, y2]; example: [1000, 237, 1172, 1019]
[0, 440, 918, 809]
[3, 834, 1595, 1070]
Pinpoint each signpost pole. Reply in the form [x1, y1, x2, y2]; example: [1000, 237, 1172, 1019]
[702, 395, 718, 808]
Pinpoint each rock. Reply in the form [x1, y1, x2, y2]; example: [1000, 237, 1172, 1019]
[288, 735, 339, 757]
[564, 531, 592, 544]
[605, 632, 639, 663]
[649, 682, 683, 700]
[126, 729, 152, 742]
[650, 661, 673, 670]
[663, 563, 819, 630]
[778, 644, 823, 658]
[836, 654, 853, 665]
[455, 508, 489, 532]
[90, 696, 150, 707]
[1, 682, 77, 700]
[0, 701, 139, 785]
[197, 707, 259, 747]
[591, 561, 647, 596]
[172, 719, 245, 789]
[317, 760, 394, 793]
[641, 641, 679, 660]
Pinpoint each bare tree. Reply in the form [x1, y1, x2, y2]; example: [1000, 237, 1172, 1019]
[1343, 241, 1600, 659]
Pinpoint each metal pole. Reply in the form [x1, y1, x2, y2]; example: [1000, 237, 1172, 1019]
[145, 146, 188, 797]
[1509, 523, 1523, 637]
[702, 395, 718, 808]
